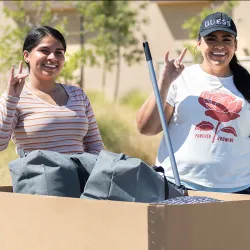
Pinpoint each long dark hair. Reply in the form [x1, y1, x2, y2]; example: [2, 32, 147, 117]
[198, 35, 250, 102]
[229, 54, 250, 102]
[23, 26, 66, 69]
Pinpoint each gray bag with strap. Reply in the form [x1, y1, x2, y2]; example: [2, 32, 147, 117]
[81, 150, 182, 203]
[9, 150, 97, 197]
[9, 149, 182, 202]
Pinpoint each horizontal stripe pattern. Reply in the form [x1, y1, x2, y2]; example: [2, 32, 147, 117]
[0, 84, 104, 155]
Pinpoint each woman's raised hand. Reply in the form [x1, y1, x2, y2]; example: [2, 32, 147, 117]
[7, 61, 29, 97]
[159, 48, 187, 86]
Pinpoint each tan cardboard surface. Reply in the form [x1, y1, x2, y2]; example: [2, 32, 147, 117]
[148, 205, 166, 250]
[0, 192, 149, 250]
[1, 189, 250, 250]
[151, 200, 250, 250]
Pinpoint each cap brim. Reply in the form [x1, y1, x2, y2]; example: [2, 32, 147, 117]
[200, 27, 237, 37]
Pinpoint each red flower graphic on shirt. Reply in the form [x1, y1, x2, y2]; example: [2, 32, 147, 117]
[198, 91, 242, 122]
[196, 90, 242, 143]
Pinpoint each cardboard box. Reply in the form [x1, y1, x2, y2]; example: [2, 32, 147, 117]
[0, 188, 250, 250]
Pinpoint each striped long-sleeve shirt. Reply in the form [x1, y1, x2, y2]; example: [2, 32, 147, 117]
[0, 84, 104, 156]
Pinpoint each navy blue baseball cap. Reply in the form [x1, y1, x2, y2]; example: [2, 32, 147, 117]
[199, 12, 237, 37]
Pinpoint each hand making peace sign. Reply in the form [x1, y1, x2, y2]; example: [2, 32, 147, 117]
[159, 48, 187, 85]
[7, 61, 29, 97]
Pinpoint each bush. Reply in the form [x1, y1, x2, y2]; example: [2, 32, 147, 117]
[0, 141, 17, 185]
[88, 90, 160, 165]
[120, 89, 148, 110]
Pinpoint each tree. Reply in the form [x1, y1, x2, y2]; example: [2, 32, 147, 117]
[0, 1, 67, 73]
[61, 47, 97, 85]
[75, 1, 149, 101]
[182, 0, 239, 63]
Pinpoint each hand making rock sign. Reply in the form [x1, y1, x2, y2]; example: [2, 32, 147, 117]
[7, 61, 29, 97]
[159, 47, 187, 86]
[136, 47, 187, 136]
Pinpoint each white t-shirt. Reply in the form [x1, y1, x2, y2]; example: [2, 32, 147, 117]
[156, 64, 250, 189]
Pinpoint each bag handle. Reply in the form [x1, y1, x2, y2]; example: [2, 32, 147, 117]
[18, 148, 27, 158]
[152, 166, 169, 199]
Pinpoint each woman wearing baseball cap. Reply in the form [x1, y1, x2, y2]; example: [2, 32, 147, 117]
[137, 12, 250, 194]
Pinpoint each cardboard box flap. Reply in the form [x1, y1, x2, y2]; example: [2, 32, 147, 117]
[0, 192, 149, 250]
[149, 200, 250, 250]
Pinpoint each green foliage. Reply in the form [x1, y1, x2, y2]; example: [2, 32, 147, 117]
[60, 48, 98, 84]
[85, 91, 107, 105]
[120, 89, 148, 110]
[0, 141, 17, 185]
[98, 115, 130, 152]
[183, 43, 203, 64]
[87, 91, 160, 165]
[0, 1, 68, 72]
[182, 1, 239, 63]
[75, 1, 149, 99]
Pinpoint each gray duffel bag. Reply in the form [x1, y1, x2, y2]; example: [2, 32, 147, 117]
[9, 150, 97, 197]
[81, 150, 183, 203]
[9, 149, 183, 203]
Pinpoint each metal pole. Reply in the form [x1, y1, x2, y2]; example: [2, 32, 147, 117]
[143, 41, 181, 187]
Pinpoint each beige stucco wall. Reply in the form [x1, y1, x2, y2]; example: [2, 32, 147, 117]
[233, 1, 250, 56]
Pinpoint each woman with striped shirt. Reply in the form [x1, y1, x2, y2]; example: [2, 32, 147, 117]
[0, 26, 104, 156]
